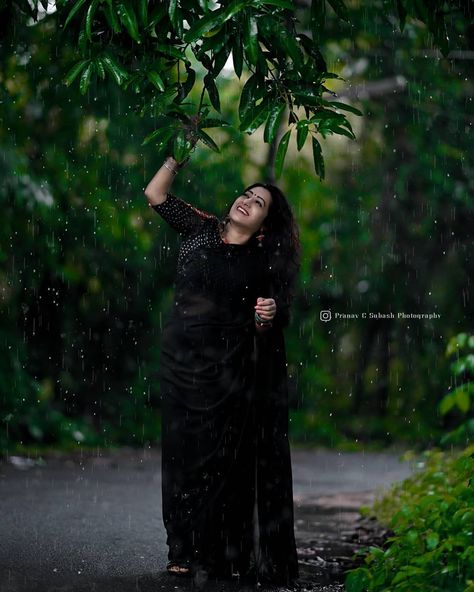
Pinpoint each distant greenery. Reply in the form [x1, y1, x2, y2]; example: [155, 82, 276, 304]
[1, 2, 473, 455]
[345, 444, 474, 592]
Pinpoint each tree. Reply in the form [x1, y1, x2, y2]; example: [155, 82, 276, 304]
[2, 0, 469, 178]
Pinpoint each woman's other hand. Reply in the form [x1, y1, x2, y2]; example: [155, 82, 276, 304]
[255, 297, 276, 323]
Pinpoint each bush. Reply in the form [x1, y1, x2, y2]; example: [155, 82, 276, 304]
[345, 444, 474, 592]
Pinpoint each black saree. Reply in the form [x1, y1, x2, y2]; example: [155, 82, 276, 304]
[152, 193, 299, 585]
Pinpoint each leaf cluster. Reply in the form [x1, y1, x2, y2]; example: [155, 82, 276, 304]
[23, 0, 365, 176]
[437, 333, 474, 446]
[9, 0, 466, 177]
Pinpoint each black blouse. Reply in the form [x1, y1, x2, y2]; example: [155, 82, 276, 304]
[152, 192, 289, 329]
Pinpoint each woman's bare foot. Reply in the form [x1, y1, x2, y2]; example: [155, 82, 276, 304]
[166, 561, 191, 576]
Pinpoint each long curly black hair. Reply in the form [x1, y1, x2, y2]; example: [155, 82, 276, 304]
[218, 182, 301, 329]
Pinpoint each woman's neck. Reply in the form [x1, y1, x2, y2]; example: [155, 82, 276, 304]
[221, 221, 252, 245]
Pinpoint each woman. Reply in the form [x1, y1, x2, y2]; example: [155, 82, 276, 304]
[144, 155, 301, 587]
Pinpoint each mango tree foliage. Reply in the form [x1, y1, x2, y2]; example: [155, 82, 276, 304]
[3, 0, 464, 178]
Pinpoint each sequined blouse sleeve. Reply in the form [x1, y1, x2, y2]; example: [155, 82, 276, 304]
[151, 192, 215, 236]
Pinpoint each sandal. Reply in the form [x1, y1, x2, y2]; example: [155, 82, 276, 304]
[166, 560, 192, 577]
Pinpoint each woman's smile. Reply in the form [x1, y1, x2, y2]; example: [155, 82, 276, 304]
[236, 204, 249, 216]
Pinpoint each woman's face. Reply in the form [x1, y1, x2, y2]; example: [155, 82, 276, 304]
[228, 186, 272, 232]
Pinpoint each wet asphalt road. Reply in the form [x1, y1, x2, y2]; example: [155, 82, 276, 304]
[0, 446, 417, 592]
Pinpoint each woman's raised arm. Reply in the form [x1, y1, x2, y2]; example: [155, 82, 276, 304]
[145, 155, 215, 237]
[144, 156, 179, 206]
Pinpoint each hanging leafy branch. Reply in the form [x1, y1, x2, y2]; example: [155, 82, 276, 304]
[5, 0, 462, 179]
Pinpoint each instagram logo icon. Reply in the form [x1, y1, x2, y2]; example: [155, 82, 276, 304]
[320, 310, 332, 322]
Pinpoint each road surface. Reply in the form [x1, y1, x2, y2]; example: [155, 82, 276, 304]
[0, 445, 417, 592]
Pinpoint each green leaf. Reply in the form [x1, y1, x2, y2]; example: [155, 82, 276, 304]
[78, 27, 87, 53]
[258, 16, 302, 64]
[321, 100, 363, 116]
[168, 0, 177, 26]
[122, 72, 142, 92]
[147, 70, 165, 92]
[149, 87, 176, 112]
[94, 58, 106, 80]
[173, 130, 188, 163]
[170, 4, 183, 37]
[327, 0, 349, 22]
[321, 71, 342, 80]
[455, 388, 471, 413]
[243, 12, 259, 66]
[332, 125, 356, 140]
[310, 0, 325, 44]
[312, 136, 325, 180]
[79, 63, 93, 95]
[200, 118, 230, 128]
[194, 46, 213, 69]
[102, 1, 121, 33]
[64, 0, 87, 29]
[63, 59, 89, 87]
[233, 33, 243, 78]
[138, 0, 148, 27]
[142, 125, 176, 147]
[426, 531, 439, 550]
[396, 0, 407, 32]
[204, 74, 221, 112]
[299, 33, 327, 71]
[252, 0, 293, 7]
[117, 1, 141, 43]
[239, 74, 261, 121]
[296, 123, 309, 150]
[264, 103, 286, 144]
[147, 5, 166, 28]
[290, 85, 321, 101]
[101, 53, 128, 85]
[173, 135, 187, 163]
[175, 67, 196, 103]
[439, 392, 456, 415]
[196, 129, 220, 152]
[446, 333, 468, 356]
[256, 52, 267, 77]
[155, 44, 190, 65]
[85, 0, 99, 41]
[184, 0, 248, 43]
[166, 106, 190, 123]
[309, 109, 346, 123]
[344, 567, 371, 592]
[213, 43, 232, 77]
[239, 97, 272, 134]
[274, 129, 291, 179]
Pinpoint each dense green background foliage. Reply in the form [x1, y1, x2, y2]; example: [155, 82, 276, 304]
[0, 1, 473, 454]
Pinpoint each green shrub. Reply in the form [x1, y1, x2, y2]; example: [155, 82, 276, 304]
[345, 445, 474, 592]
[438, 332, 474, 447]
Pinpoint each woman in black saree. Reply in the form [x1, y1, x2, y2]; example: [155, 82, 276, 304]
[145, 155, 301, 588]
